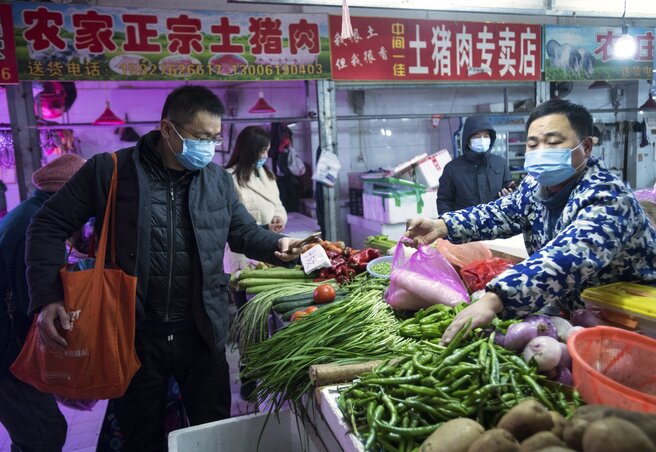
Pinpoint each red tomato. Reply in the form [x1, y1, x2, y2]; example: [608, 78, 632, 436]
[313, 284, 336, 304]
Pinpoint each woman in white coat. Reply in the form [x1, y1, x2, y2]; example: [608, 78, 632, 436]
[224, 126, 288, 273]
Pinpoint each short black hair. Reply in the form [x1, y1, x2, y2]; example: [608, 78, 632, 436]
[161, 85, 225, 125]
[526, 99, 593, 141]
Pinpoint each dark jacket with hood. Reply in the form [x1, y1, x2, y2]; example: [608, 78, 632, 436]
[25, 131, 287, 352]
[1, 190, 51, 377]
[437, 117, 512, 214]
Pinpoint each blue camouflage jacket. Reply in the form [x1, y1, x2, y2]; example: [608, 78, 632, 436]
[440, 158, 656, 318]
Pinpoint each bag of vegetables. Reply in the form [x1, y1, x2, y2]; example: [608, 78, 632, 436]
[385, 244, 468, 310]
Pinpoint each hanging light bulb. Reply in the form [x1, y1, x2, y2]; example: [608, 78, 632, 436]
[248, 90, 276, 114]
[614, 25, 636, 59]
[93, 100, 125, 125]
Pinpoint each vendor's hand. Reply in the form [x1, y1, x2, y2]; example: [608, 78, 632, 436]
[440, 293, 504, 345]
[37, 301, 70, 351]
[404, 218, 447, 248]
[275, 237, 305, 262]
[269, 216, 285, 233]
[497, 180, 516, 198]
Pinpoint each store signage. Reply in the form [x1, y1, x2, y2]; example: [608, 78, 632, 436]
[0, 4, 19, 84]
[544, 26, 654, 81]
[328, 16, 541, 81]
[11, 2, 330, 81]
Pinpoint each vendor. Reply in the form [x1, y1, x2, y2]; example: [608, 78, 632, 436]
[405, 98, 656, 344]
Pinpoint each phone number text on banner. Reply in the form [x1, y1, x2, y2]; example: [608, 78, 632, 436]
[329, 15, 541, 82]
[0, 4, 18, 84]
[12, 2, 331, 81]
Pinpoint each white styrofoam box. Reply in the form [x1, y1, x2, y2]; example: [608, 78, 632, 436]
[476, 102, 514, 113]
[415, 149, 452, 188]
[168, 409, 324, 452]
[362, 190, 437, 224]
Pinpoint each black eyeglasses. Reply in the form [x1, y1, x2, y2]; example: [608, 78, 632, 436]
[171, 121, 223, 146]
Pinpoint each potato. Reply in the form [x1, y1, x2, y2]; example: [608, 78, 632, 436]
[467, 428, 519, 452]
[562, 418, 588, 450]
[420, 418, 485, 452]
[533, 447, 578, 452]
[549, 411, 567, 440]
[520, 431, 565, 451]
[582, 418, 656, 452]
[571, 405, 656, 441]
[497, 399, 553, 441]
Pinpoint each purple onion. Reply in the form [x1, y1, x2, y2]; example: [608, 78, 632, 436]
[555, 367, 574, 386]
[493, 330, 506, 348]
[558, 342, 572, 369]
[571, 309, 602, 327]
[523, 336, 562, 371]
[549, 316, 573, 342]
[504, 322, 540, 351]
[523, 315, 559, 340]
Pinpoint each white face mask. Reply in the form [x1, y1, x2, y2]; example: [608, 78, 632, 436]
[470, 137, 491, 153]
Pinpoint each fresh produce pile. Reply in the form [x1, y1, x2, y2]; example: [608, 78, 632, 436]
[241, 277, 414, 415]
[271, 283, 342, 321]
[366, 234, 399, 253]
[338, 322, 582, 451]
[234, 266, 316, 294]
[308, 240, 382, 284]
[419, 400, 656, 452]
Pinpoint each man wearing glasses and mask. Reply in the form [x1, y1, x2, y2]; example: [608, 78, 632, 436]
[405, 99, 656, 345]
[25, 86, 307, 450]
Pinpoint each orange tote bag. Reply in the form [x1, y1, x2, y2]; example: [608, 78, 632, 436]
[11, 153, 140, 399]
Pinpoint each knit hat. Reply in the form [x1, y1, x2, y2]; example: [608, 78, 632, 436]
[32, 153, 86, 193]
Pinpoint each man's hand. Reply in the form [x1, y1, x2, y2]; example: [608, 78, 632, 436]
[498, 180, 516, 198]
[269, 216, 285, 233]
[275, 237, 305, 262]
[403, 218, 448, 248]
[440, 292, 504, 345]
[37, 301, 70, 351]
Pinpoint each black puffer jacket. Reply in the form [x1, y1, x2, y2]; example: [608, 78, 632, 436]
[437, 117, 512, 214]
[141, 143, 195, 323]
[26, 131, 287, 351]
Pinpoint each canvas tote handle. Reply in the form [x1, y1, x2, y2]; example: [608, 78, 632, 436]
[94, 153, 118, 271]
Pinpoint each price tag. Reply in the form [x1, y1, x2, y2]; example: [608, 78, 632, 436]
[300, 245, 332, 274]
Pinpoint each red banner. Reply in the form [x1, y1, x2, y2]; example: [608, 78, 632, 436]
[0, 4, 18, 84]
[329, 16, 541, 82]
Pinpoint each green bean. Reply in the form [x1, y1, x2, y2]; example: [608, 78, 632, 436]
[375, 420, 443, 437]
[522, 374, 556, 411]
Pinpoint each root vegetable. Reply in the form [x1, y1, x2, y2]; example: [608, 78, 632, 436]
[570, 405, 656, 440]
[582, 418, 656, 452]
[497, 399, 554, 442]
[522, 336, 561, 371]
[563, 418, 588, 450]
[520, 431, 565, 451]
[467, 429, 519, 452]
[549, 411, 567, 440]
[533, 448, 578, 452]
[420, 418, 484, 452]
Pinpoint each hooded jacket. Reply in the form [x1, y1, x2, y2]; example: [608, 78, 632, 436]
[25, 131, 288, 352]
[437, 117, 512, 214]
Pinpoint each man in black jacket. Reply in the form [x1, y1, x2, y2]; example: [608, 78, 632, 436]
[25, 86, 305, 451]
[437, 116, 514, 213]
[0, 153, 85, 452]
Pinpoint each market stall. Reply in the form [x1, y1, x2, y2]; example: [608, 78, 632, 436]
[197, 234, 656, 451]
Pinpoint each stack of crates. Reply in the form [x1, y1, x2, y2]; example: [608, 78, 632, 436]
[362, 177, 436, 224]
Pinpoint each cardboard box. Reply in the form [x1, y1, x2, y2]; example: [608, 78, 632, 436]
[415, 149, 452, 188]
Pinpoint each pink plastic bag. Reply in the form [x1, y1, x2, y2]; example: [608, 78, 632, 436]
[385, 244, 469, 310]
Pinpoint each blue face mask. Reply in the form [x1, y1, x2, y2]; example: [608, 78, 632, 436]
[523, 141, 586, 186]
[255, 158, 267, 169]
[470, 137, 491, 153]
[168, 123, 215, 171]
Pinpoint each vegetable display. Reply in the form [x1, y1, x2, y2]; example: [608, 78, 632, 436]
[241, 278, 413, 417]
[338, 326, 581, 451]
